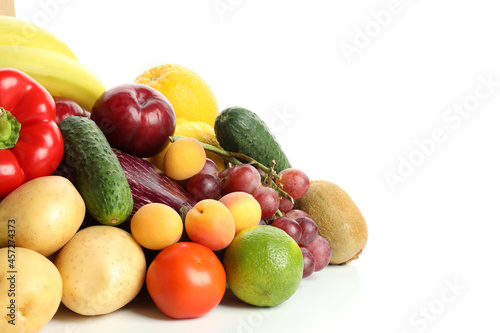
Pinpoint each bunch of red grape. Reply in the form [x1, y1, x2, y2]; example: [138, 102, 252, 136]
[272, 214, 332, 278]
[183, 158, 332, 278]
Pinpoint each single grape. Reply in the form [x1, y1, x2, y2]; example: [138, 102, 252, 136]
[257, 168, 266, 177]
[187, 173, 221, 201]
[300, 247, 315, 278]
[219, 166, 234, 194]
[271, 217, 302, 243]
[284, 209, 311, 220]
[252, 187, 280, 219]
[199, 158, 219, 176]
[278, 197, 294, 214]
[276, 168, 310, 199]
[219, 166, 234, 178]
[303, 235, 332, 272]
[222, 164, 261, 194]
[296, 216, 318, 246]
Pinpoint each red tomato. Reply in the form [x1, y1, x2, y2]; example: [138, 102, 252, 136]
[146, 242, 226, 319]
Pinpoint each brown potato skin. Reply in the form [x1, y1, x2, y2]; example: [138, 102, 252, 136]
[0, 176, 85, 257]
[54, 225, 146, 316]
[0, 247, 63, 333]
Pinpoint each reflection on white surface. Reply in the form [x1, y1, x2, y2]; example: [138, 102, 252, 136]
[41, 264, 363, 333]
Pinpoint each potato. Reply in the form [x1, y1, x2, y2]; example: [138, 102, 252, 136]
[0, 176, 85, 257]
[0, 247, 63, 333]
[54, 225, 146, 316]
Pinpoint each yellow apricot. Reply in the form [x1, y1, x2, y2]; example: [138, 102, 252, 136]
[130, 203, 183, 250]
[163, 137, 206, 180]
[219, 192, 262, 234]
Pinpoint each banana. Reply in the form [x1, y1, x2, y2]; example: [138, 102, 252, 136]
[0, 45, 106, 111]
[0, 16, 78, 60]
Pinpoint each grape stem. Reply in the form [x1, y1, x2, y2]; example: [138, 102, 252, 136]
[169, 135, 295, 204]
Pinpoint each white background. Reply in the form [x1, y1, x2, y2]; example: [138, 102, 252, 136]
[10, 0, 500, 332]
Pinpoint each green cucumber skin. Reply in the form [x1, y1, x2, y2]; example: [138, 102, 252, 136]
[58, 116, 133, 226]
[214, 106, 292, 172]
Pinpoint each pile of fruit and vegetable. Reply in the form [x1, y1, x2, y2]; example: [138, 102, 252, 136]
[0, 16, 368, 333]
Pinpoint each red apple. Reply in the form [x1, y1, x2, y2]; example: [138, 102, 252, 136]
[90, 83, 176, 158]
[53, 96, 89, 123]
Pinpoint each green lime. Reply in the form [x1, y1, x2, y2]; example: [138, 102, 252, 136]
[223, 225, 303, 307]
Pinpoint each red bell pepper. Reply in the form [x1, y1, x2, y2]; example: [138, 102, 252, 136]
[0, 68, 64, 198]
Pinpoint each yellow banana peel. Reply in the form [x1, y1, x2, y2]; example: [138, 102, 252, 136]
[0, 45, 106, 111]
[0, 15, 78, 60]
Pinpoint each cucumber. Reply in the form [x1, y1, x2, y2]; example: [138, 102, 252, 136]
[214, 106, 292, 172]
[58, 116, 133, 226]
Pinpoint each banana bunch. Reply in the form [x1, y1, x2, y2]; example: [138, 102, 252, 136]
[0, 16, 106, 111]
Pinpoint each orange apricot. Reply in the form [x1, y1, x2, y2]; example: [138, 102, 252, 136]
[164, 137, 206, 180]
[130, 203, 183, 250]
[185, 199, 235, 250]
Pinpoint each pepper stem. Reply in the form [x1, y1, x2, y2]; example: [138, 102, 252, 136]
[0, 107, 21, 149]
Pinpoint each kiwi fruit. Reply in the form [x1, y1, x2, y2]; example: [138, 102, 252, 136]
[294, 180, 368, 265]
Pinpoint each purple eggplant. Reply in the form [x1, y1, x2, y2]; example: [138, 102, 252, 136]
[114, 150, 196, 220]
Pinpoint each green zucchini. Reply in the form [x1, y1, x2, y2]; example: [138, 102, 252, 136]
[58, 116, 133, 226]
[214, 106, 292, 172]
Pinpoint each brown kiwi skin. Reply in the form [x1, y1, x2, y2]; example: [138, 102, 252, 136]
[294, 180, 368, 265]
